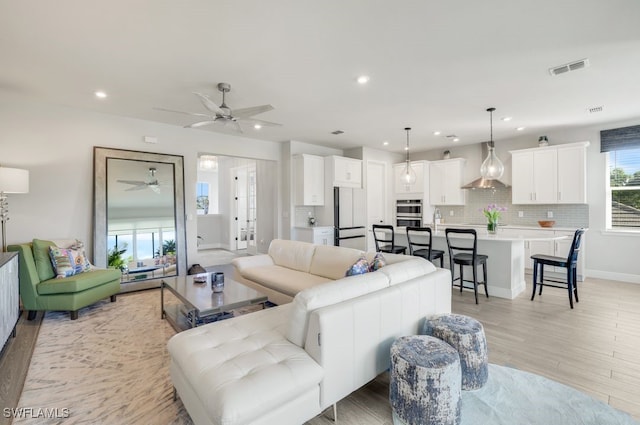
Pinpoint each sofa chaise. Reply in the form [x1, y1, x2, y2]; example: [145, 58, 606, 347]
[167, 239, 452, 425]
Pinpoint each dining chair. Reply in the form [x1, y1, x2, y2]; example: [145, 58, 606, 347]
[445, 228, 489, 304]
[372, 225, 407, 254]
[531, 228, 586, 309]
[406, 226, 445, 267]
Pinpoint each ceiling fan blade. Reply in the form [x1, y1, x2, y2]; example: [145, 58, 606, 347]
[153, 107, 211, 118]
[117, 179, 147, 185]
[232, 105, 274, 118]
[149, 185, 161, 194]
[185, 120, 217, 128]
[237, 117, 283, 127]
[193, 92, 225, 115]
[125, 185, 148, 191]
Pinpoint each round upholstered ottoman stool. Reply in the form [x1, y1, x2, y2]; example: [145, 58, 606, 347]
[389, 335, 461, 425]
[422, 314, 488, 390]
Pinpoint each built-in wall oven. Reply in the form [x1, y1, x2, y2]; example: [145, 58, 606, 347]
[396, 199, 423, 227]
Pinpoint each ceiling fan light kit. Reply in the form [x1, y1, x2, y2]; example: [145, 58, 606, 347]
[155, 82, 282, 133]
[480, 107, 505, 180]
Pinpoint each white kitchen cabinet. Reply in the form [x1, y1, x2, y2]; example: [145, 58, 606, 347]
[293, 154, 324, 206]
[557, 144, 587, 204]
[326, 156, 362, 188]
[510, 142, 589, 205]
[511, 149, 557, 204]
[394, 161, 426, 196]
[429, 158, 466, 205]
[292, 226, 334, 245]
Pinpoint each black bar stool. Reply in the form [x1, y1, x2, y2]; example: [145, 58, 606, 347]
[372, 225, 407, 254]
[531, 228, 586, 309]
[406, 226, 445, 267]
[445, 228, 489, 304]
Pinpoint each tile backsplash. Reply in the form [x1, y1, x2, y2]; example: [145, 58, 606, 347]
[437, 187, 589, 228]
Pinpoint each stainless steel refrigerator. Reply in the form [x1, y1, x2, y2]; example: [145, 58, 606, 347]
[332, 187, 367, 250]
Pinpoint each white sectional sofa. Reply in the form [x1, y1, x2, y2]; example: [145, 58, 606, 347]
[167, 239, 452, 425]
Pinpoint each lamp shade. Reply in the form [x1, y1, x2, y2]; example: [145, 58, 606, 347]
[0, 167, 29, 193]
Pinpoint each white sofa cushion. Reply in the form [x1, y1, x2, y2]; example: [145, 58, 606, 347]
[267, 239, 317, 273]
[167, 305, 324, 425]
[241, 265, 331, 298]
[309, 245, 365, 280]
[286, 271, 390, 347]
[378, 256, 437, 285]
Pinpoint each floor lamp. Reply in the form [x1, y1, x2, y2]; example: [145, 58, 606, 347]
[0, 167, 29, 252]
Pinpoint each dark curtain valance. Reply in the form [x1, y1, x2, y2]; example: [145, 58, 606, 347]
[600, 124, 640, 152]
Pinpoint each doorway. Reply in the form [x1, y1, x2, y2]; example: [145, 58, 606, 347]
[232, 162, 257, 254]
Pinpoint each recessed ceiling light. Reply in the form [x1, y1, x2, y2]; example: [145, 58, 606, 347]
[453, 138, 460, 142]
[433, 131, 441, 136]
[94, 91, 107, 99]
[501, 117, 512, 122]
[383, 141, 389, 146]
[516, 127, 525, 131]
[253, 124, 262, 129]
[356, 75, 370, 84]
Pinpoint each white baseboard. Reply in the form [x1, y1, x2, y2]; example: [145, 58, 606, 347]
[585, 269, 640, 284]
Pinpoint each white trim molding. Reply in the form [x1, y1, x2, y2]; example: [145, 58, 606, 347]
[585, 269, 640, 284]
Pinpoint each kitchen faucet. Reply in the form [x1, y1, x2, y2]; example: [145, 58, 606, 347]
[433, 208, 441, 231]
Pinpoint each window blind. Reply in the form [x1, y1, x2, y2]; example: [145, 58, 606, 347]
[600, 124, 640, 152]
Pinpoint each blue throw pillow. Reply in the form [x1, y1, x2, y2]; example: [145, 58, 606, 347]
[369, 252, 387, 271]
[345, 257, 370, 277]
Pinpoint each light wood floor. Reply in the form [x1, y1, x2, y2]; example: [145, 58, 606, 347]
[308, 276, 640, 424]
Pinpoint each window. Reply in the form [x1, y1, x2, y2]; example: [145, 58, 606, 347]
[196, 182, 210, 215]
[608, 147, 640, 229]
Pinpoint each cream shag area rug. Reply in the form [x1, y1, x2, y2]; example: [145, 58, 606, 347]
[14, 290, 193, 424]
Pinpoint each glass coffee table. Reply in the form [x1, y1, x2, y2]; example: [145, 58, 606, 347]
[161, 273, 268, 332]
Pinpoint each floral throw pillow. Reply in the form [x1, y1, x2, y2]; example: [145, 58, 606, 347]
[49, 246, 91, 279]
[345, 256, 370, 277]
[369, 252, 387, 272]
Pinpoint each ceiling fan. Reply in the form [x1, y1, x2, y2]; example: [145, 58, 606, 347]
[155, 82, 282, 133]
[117, 167, 162, 193]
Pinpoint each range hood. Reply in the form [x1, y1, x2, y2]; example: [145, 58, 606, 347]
[461, 143, 510, 189]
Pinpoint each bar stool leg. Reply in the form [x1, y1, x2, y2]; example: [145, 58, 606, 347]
[567, 266, 574, 309]
[539, 264, 545, 295]
[472, 263, 479, 304]
[531, 260, 538, 301]
[459, 264, 464, 293]
[483, 261, 489, 298]
[573, 265, 579, 303]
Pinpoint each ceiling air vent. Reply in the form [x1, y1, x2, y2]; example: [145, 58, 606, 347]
[588, 105, 603, 114]
[549, 58, 590, 76]
[331, 130, 344, 135]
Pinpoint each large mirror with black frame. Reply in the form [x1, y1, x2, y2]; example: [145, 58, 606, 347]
[94, 147, 187, 292]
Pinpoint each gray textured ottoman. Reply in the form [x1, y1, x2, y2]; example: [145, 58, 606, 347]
[423, 314, 488, 390]
[390, 335, 462, 425]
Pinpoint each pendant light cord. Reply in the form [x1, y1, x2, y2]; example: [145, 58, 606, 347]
[487, 107, 496, 147]
[405, 127, 411, 162]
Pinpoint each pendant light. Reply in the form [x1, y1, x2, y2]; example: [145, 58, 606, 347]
[403, 127, 417, 184]
[480, 107, 505, 179]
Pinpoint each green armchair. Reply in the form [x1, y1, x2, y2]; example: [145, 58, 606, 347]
[8, 239, 121, 320]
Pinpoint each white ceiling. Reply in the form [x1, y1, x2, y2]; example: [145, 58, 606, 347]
[2, 0, 640, 153]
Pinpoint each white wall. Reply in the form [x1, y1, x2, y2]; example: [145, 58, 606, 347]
[0, 93, 281, 265]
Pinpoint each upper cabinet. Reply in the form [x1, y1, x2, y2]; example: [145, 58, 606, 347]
[326, 155, 362, 188]
[557, 143, 588, 204]
[429, 158, 466, 205]
[394, 160, 427, 197]
[510, 141, 589, 205]
[293, 154, 324, 205]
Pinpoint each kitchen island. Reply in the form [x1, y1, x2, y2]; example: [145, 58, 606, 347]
[391, 226, 567, 300]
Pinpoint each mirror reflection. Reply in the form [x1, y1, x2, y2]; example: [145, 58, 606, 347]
[93, 147, 187, 292]
[107, 158, 177, 282]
